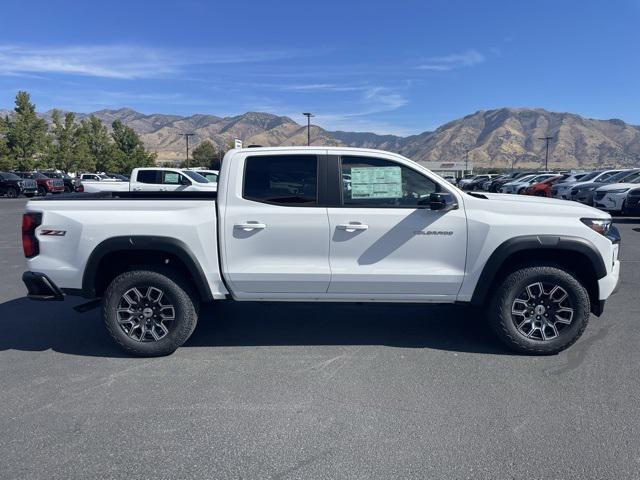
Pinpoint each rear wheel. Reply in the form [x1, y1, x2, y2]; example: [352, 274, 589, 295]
[488, 265, 590, 355]
[103, 268, 199, 357]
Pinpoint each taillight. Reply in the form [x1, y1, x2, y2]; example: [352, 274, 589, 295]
[22, 212, 42, 258]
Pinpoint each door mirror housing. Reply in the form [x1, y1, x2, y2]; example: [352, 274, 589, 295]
[425, 192, 458, 211]
[180, 176, 192, 186]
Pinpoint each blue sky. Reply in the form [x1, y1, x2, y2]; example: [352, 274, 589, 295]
[0, 0, 638, 135]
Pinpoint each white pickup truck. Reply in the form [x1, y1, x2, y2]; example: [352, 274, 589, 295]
[22, 147, 620, 357]
[81, 167, 217, 193]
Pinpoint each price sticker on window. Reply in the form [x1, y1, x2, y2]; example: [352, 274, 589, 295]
[350, 166, 402, 198]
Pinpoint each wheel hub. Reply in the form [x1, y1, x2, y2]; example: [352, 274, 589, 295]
[511, 282, 574, 341]
[116, 286, 176, 342]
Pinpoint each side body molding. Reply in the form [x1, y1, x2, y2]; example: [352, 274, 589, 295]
[82, 236, 214, 301]
[470, 235, 607, 305]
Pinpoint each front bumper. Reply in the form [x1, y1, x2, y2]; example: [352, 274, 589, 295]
[22, 271, 64, 301]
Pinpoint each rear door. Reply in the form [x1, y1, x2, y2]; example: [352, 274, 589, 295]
[221, 151, 331, 296]
[326, 153, 467, 299]
[131, 170, 161, 191]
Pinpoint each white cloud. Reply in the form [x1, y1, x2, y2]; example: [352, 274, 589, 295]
[0, 44, 299, 79]
[417, 49, 485, 71]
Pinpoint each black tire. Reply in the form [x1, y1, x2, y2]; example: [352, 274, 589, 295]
[64, 185, 72, 193]
[534, 190, 546, 197]
[488, 264, 590, 355]
[6, 187, 18, 198]
[37, 185, 47, 196]
[103, 267, 199, 357]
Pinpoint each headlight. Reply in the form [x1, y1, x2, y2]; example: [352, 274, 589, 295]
[581, 218, 612, 236]
[604, 188, 630, 194]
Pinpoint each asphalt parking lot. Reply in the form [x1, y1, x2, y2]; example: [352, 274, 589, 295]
[1, 197, 639, 479]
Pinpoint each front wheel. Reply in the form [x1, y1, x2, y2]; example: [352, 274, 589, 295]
[103, 268, 199, 357]
[488, 265, 590, 355]
[37, 185, 47, 196]
[6, 187, 18, 198]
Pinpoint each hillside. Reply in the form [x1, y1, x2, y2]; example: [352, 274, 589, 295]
[4, 106, 640, 168]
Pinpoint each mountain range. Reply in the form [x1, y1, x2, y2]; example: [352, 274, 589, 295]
[2, 106, 640, 168]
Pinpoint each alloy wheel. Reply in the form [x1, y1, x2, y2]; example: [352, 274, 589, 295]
[116, 286, 176, 342]
[511, 282, 574, 341]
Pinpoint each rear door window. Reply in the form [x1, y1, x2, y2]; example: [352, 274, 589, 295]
[243, 155, 318, 206]
[136, 170, 159, 184]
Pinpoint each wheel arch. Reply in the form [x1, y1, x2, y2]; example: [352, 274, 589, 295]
[471, 235, 607, 315]
[81, 236, 214, 302]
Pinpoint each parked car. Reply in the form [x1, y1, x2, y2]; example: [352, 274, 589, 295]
[22, 146, 620, 357]
[0, 171, 37, 198]
[570, 169, 634, 205]
[550, 172, 591, 199]
[456, 174, 476, 188]
[592, 171, 640, 214]
[41, 171, 80, 193]
[460, 174, 498, 191]
[81, 168, 217, 193]
[487, 172, 535, 193]
[501, 174, 558, 194]
[523, 175, 567, 197]
[624, 187, 640, 215]
[13, 172, 64, 196]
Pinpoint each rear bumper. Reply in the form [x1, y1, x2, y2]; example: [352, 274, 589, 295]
[22, 271, 64, 301]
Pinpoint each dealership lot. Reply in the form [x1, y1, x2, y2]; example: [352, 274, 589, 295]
[1, 198, 640, 479]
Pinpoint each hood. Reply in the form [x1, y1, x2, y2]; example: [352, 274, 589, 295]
[473, 192, 610, 219]
[596, 182, 640, 192]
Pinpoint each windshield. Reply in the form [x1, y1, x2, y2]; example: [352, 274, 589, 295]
[183, 170, 209, 183]
[614, 170, 639, 182]
[579, 171, 602, 182]
[1, 172, 21, 181]
[514, 175, 535, 183]
[32, 172, 48, 179]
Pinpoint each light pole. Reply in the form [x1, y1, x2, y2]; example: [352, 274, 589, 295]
[181, 133, 195, 164]
[538, 135, 554, 170]
[302, 112, 314, 146]
[464, 148, 469, 174]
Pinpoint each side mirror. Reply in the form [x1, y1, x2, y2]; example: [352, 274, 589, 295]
[426, 192, 458, 211]
[180, 177, 191, 186]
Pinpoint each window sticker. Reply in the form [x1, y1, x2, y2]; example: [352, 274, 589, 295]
[350, 166, 402, 199]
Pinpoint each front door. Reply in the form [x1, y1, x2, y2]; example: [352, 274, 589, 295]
[221, 152, 331, 296]
[327, 155, 467, 299]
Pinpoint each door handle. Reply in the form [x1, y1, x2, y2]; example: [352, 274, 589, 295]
[337, 223, 368, 232]
[234, 222, 267, 231]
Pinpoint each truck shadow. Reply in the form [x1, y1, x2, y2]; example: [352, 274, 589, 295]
[0, 297, 511, 358]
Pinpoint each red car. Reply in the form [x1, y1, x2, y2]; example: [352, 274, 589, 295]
[523, 175, 566, 197]
[14, 172, 65, 196]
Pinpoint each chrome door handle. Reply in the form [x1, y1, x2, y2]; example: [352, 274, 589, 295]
[234, 222, 267, 231]
[337, 223, 368, 232]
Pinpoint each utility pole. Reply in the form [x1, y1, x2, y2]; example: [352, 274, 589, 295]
[302, 112, 314, 146]
[181, 133, 195, 163]
[538, 135, 554, 170]
[464, 148, 469, 174]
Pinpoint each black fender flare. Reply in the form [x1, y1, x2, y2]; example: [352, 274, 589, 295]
[470, 235, 607, 305]
[81, 236, 213, 301]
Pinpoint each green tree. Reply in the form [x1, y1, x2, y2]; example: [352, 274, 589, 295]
[188, 139, 218, 168]
[77, 115, 112, 172]
[0, 116, 11, 170]
[5, 91, 48, 170]
[111, 120, 156, 173]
